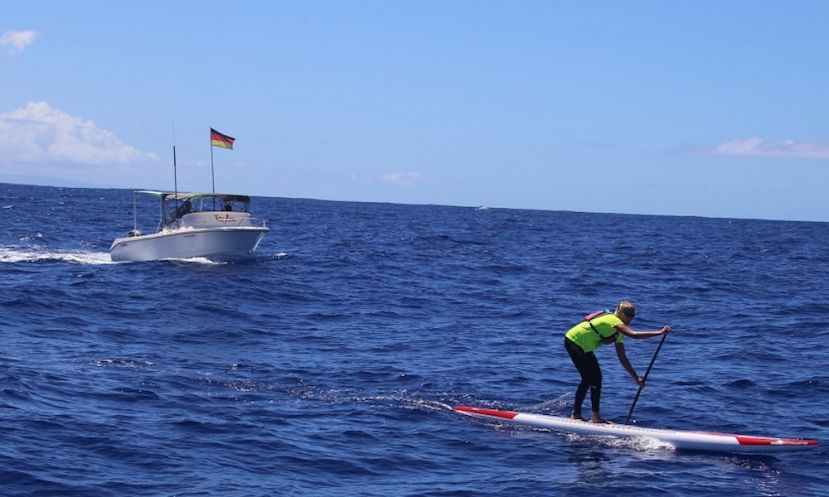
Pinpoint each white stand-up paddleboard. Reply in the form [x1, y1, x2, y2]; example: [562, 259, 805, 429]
[454, 405, 818, 453]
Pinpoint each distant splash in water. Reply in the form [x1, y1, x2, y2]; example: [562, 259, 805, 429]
[93, 357, 157, 370]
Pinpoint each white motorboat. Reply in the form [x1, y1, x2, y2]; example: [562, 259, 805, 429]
[110, 191, 269, 262]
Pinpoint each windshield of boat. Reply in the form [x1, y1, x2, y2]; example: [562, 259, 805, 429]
[189, 195, 250, 214]
[161, 194, 250, 226]
[165, 195, 249, 215]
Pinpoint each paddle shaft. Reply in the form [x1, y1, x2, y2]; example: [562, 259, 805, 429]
[624, 332, 668, 424]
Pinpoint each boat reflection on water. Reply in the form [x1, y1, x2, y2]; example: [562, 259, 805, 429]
[110, 191, 269, 262]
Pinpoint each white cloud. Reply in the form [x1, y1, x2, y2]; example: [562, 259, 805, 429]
[1, 30, 38, 55]
[0, 101, 158, 167]
[380, 171, 422, 187]
[711, 138, 829, 159]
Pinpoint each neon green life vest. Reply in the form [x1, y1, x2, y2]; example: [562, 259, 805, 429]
[565, 312, 625, 353]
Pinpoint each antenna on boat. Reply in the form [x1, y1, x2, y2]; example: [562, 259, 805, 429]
[173, 145, 180, 228]
[170, 121, 180, 228]
[132, 191, 138, 233]
[173, 146, 178, 194]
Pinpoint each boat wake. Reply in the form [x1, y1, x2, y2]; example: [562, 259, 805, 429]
[163, 257, 227, 265]
[0, 248, 290, 266]
[0, 247, 116, 265]
[159, 252, 288, 265]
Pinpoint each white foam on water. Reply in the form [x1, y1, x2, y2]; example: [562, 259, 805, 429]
[0, 247, 117, 265]
[565, 431, 677, 453]
[0, 245, 285, 266]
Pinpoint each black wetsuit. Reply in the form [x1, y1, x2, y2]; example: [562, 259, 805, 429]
[564, 337, 602, 415]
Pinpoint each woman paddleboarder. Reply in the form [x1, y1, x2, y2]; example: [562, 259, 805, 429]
[564, 301, 671, 423]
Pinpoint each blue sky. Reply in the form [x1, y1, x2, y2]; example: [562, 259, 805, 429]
[2, 1, 828, 221]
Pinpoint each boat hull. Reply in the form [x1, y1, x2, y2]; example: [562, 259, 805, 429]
[110, 227, 268, 262]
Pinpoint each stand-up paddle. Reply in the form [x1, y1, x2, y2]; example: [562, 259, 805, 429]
[625, 332, 667, 425]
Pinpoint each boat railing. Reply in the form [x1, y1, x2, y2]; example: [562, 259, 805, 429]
[170, 216, 268, 230]
[167, 211, 266, 230]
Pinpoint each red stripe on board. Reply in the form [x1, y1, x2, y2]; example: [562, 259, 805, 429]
[453, 405, 519, 420]
[736, 436, 818, 446]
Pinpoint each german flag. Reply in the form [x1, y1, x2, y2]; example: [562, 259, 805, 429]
[210, 128, 235, 149]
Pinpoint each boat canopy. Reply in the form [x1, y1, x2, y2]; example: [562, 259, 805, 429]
[135, 190, 251, 203]
[132, 191, 254, 228]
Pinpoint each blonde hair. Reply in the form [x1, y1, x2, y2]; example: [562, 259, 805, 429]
[615, 301, 636, 318]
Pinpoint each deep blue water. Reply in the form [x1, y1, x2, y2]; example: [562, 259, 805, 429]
[1, 182, 827, 497]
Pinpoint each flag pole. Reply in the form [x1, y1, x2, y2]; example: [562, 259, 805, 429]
[210, 128, 216, 194]
[210, 127, 216, 210]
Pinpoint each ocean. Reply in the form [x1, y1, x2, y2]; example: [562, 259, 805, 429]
[1, 182, 827, 496]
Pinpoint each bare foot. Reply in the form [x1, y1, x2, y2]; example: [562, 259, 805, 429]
[590, 418, 611, 424]
[571, 414, 587, 421]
